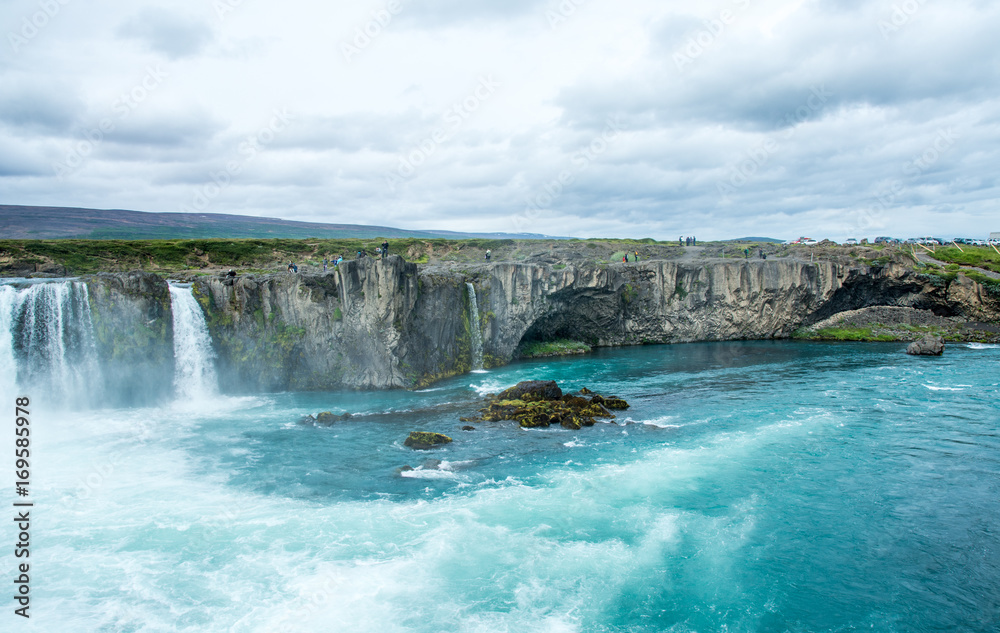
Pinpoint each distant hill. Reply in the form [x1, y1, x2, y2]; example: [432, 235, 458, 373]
[0, 205, 557, 241]
[727, 237, 784, 243]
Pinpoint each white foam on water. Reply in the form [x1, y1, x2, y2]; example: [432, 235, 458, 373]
[472, 378, 505, 396]
[923, 384, 967, 392]
[440, 459, 476, 470]
[400, 467, 463, 480]
[21, 369, 861, 633]
[966, 342, 999, 350]
[628, 415, 680, 429]
[470, 369, 490, 374]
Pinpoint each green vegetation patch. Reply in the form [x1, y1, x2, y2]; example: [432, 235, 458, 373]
[517, 339, 592, 359]
[794, 326, 897, 342]
[929, 246, 1000, 274]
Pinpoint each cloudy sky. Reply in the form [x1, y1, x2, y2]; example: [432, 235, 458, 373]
[2, 0, 998, 240]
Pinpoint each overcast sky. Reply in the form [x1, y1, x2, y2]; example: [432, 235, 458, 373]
[2, 0, 998, 240]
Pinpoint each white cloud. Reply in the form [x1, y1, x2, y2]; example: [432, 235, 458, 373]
[1, 0, 999, 240]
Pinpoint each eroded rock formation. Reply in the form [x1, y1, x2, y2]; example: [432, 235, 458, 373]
[81, 257, 1000, 392]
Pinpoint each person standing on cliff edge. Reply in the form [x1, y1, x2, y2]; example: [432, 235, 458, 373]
[381, 240, 389, 259]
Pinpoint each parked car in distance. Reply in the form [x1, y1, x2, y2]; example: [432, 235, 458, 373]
[843, 238, 859, 246]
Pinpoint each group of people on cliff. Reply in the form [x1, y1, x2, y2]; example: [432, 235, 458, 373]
[680, 236, 697, 246]
[291, 240, 391, 274]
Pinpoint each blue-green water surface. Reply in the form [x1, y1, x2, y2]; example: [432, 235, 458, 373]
[8, 341, 1000, 632]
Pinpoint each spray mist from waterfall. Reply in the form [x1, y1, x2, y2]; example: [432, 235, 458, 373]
[466, 283, 485, 372]
[169, 283, 218, 402]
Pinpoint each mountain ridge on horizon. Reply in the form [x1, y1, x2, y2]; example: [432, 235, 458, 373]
[0, 204, 560, 241]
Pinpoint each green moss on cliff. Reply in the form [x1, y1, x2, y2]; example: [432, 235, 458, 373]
[517, 339, 591, 358]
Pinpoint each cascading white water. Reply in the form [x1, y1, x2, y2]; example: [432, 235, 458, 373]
[466, 282, 484, 371]
[0, 280, 102, 402]
[168, 283, 218, 400]
[0, 285, 19, 388]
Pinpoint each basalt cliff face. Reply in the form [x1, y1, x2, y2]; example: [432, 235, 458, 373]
[86, 256, 999, 391]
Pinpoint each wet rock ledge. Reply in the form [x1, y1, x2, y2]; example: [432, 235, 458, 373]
[461, 380, 629, 430]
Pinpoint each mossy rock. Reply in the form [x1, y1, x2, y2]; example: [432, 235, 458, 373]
[464, 380, 625, 429]
[602, 397, 630, 410]
[315, 411, 351, 425]
[561, 395, 590, 407]
[496, 380, 562, 402]
[404, 431, 453, 450]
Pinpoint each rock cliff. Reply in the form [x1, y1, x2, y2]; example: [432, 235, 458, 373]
[83, 257, 1000, 392]
[86, 272, 174, 404]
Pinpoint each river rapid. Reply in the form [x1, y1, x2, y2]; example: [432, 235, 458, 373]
[2, 333, 999, 632]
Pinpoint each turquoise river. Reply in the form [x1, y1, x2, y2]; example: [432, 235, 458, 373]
[2, 336, 1000, 632]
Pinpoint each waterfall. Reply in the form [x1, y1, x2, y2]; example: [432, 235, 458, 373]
[466, 283, 484, 371]
[0, 285, 19, 388]
[0, 280, 102, 403]
[168, 283, 218, 400]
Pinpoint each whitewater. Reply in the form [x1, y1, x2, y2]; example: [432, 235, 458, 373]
[1, 279, 999, 632]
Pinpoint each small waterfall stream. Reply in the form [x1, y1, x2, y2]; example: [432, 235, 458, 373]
[466, 282, 484, 371]
[168, 283, 218, 400]
[0, 280, 101, 402]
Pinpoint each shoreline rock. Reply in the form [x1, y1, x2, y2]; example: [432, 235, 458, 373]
[907, 335, 945, 356]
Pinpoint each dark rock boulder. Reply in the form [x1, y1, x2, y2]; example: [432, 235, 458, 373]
[404, 431, 453, 449]
[906, 335, 945, 356]
[469, 381, 625, 429]
[496, 380, 562, 402]
[602, 397, 630, 410]
[315, 411, 351, 425]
